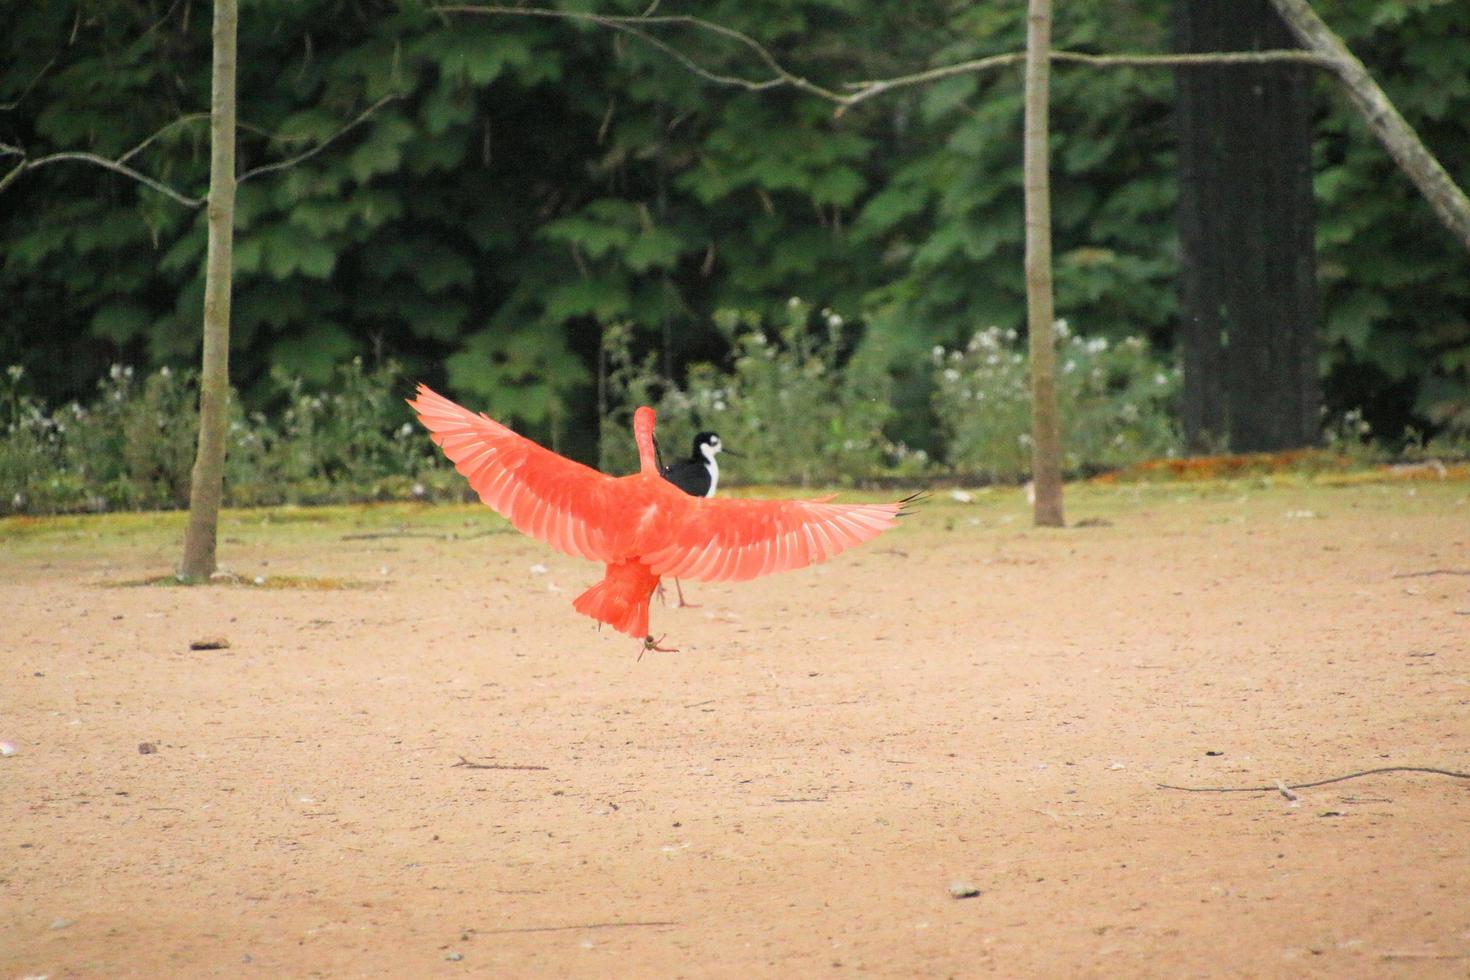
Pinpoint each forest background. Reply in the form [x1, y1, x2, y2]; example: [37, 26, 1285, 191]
[2, 0, 1467, 512]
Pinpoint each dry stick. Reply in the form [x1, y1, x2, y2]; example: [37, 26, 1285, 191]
[452, 756, 549, 771]
[479, 920, 679, 934]
[1159, 766, 1470, 793]
[1391, 569, 1470, 579]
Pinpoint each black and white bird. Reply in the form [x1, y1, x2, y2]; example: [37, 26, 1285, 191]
[658, 431, 732, 498]
[654, 431, 738, 608]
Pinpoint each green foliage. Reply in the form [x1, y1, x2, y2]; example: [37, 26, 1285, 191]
[601, 301, 895, 485]
[0, 0, 1467, 456]
[933, 323, 1183, 482]
[1312, 0, 1470, 436]
[0, 359, 458, 515]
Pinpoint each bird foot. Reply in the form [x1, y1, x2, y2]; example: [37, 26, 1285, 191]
[673, 580, 699, 608]
[639, 634, 680, 660]
[655, 583, 669, 606]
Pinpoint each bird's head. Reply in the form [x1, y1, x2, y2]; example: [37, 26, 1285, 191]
[694, 431, 738, 461]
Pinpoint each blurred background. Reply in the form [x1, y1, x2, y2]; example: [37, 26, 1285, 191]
[2, 0, 1466, 512]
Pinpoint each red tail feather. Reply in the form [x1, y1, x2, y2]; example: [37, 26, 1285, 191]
[572, 560, 661, 637]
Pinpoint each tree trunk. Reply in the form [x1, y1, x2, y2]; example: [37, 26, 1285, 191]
[1174, 0, 1321, 453]
[1269, 0, 1470, 252]
[179, 0, 238, 581]
[1024, 0, 1064, 526]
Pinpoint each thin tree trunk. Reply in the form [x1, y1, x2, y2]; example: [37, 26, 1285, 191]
[179, 0, 237, 581]
[1024, 0, 1064, 527]
[1269, 0, 1470, 251]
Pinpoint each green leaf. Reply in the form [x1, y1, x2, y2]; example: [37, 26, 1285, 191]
[270, 323, 357, 384]
[91, 303, 151, 344]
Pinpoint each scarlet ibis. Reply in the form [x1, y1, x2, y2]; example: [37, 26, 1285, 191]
[409, 385, 913, 654]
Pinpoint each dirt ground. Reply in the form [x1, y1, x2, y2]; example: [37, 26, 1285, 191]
[2, 477, 1468, 978]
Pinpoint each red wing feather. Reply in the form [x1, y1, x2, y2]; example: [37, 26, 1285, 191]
[408, 385, 619, 562]
[642, 496, 900, 583]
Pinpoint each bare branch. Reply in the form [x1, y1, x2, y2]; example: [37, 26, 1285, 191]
[588, 20, 785, 93]
[433, 4, 845, 101]
[436, 6, 1336, 114]
[0, 94, 403, 206]
[0, 142, 204, 205]
[1269, 0, 1470, 250]
[118, 112, 211, 165]
[837, 49, 1333, 112]
[237, 92, 402, 185]
[0, 56, 59, 112]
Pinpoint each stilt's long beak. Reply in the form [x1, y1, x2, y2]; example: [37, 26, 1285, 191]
[723, 448, 743, 458]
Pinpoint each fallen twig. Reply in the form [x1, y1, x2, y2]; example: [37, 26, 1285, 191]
[1391, 569, 1470, 579]
[341, 531, 451, 540]
[1159, 766, 1470, 793]
[452, 756, 549, 771]
[1380, 952, 1470, 961]
[479, 920, 679, 935]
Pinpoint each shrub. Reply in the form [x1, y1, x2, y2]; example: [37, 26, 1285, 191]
[933, 321, 1183, 481]
[1, 359, 455, 515]
[600, 301, 896, 485]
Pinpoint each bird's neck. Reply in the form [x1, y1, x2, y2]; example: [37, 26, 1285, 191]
[633, 407, 659, 475]
[704, 456, 719, 496]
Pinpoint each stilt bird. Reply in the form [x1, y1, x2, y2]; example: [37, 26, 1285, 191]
[409, 385, 913, 654]
[655, 430, 738, 608]
[658, 430, 732, 498]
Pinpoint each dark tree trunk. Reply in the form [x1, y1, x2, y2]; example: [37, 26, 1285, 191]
[1174, 0, 1322, 452]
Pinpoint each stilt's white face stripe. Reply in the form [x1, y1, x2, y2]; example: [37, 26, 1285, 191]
[700, 436, 722, 496]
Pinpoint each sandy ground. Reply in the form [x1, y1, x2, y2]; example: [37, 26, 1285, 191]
[2, 478, 1468, 978]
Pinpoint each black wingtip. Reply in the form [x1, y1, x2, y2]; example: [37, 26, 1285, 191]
[894, 488, 932, 517]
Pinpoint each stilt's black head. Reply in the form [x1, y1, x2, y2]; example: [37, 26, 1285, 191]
[692, 431, 738, 459]
[692, 431, 722, 460]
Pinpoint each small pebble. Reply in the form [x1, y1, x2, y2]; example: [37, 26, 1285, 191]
[0, 741, 17, 757]
[138, 742, 157, 755]
[445, 951, 463, 962]
[948, 881, 981, 899]
[189, 637, 230, 651]
[50, 918, 74, 930]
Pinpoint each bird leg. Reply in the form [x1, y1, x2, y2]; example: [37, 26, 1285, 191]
[673, 579, 699, 608]
[655, 579, 698, 608]
[639, 634, 680, 660]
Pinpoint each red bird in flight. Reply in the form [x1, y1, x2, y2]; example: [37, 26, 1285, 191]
[409, 385, 914, 654]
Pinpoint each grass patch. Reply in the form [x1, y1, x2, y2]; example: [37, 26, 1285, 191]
[109, 572, 381, 590]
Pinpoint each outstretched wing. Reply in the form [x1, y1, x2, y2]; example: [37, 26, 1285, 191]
[408, 385, 620, 562]
[642, 496, 902, 583]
